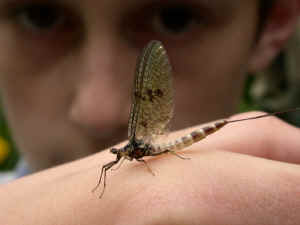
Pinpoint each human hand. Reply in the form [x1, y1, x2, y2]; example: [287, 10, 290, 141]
[93, 112, 300, 224]
[1, 112, 300, 225]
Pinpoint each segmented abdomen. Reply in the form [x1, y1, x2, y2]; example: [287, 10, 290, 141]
[152, 120, 228, 152]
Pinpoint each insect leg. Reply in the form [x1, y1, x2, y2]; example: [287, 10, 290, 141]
[149, 149, 190, 160]
[92, 158, 120, 197]
[112, 157, 126, 171]
[167, 150, 190, 160]
[99, 165, 109, 198]
[136, 158, 155, 176]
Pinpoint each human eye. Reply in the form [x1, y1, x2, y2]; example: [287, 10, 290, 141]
[2, 2, 69, 33]
[151, 4, 204, 36]
[0, 1, 81, 41]
[124, 2, 213, 44]
[0, 1, 82, 56]
[13, 3, 66, 32]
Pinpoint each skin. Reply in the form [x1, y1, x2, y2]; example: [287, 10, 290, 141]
[1, 0, 300, 224]
[1, 113, 300, 225]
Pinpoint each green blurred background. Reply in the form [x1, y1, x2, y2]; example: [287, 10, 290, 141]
[0, 108, 19, 171]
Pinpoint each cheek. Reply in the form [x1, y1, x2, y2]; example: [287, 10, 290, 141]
[0, 49, 87, 170]
[0, 51, 67, 130]
[171, 6, 258, 128]
[0, 28, 134, 168]
[0, 30, 73, 157]
[0, 26, 66, 110]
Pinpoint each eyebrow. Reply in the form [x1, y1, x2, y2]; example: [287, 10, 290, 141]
[140, 0, 239, 16]
[0, 0, 64, 6]
[0, 0, 238, 10]
[0, 0, 56, 6]
[148, 0, 238, 8]
[0, 0, 240, 21]
[195, 0, 238, 13]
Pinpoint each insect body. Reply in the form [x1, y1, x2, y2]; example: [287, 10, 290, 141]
[93, 40, 300, 198]
[93, 40, 175, 197]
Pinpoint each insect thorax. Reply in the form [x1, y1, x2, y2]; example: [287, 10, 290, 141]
[110, 139, 152, 160]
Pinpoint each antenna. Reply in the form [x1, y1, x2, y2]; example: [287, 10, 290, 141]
[227, 107, 300, 123]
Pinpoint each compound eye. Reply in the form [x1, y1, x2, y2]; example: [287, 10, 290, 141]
[110, 148, 118, 154]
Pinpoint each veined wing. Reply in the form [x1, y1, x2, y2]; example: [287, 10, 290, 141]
[128, 40, 174, 143]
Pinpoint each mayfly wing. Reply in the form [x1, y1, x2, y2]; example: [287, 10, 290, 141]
[128, 40, 174, 143]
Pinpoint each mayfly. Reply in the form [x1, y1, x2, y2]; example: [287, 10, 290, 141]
[92, 40, 300, 198]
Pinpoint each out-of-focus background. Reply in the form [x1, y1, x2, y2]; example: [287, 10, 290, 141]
[0, 106, 19, 172]
[1, 25, 300, 178]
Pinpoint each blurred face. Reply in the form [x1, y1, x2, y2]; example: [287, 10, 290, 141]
[0, 0, 260, 170]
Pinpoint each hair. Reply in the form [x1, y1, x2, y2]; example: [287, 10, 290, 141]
[249, 0, 300, 127]
[258, 0, 276, 32]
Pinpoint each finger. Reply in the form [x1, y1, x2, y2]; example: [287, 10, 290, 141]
[196, 111, 300, 164]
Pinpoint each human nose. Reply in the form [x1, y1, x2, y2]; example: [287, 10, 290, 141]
[69, 38, 132, 136]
